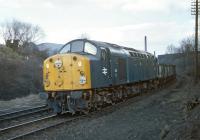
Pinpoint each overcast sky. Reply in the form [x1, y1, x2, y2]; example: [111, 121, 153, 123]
[0, 0, 194, 54]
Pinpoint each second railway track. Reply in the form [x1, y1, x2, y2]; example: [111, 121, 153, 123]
[0, 105, 51, 129]
[0, 105, 48, 121]
[0, 113, 83, 140]
[0, 114, 56, 140]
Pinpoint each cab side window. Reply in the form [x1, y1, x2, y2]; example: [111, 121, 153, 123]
[84, 42, 97, 55]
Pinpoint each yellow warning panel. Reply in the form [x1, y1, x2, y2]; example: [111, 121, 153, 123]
[43, 53, 91, 91]
[71, 54, 91, 90]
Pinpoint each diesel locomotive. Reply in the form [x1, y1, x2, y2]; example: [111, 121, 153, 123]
[41, 39, 176, 114]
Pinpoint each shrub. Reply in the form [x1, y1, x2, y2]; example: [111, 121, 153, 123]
[0, 45, 48, 100]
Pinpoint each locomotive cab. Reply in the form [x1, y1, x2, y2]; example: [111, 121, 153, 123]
[43, 40, 99, 91]
[43, 40, 99, 114]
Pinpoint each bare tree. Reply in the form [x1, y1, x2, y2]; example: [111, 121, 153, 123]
[179, 36, 195, 71]
[179, 36, 194, 53]
[0, 19, 44, 48]
[165, 36, 195, 73]
[166, 44, 177, 54]
[166, 36, 194, 54]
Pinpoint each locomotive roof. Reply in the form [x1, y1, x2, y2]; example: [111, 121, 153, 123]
[84, 39, 154, 57]
[63, 39, 155, 57]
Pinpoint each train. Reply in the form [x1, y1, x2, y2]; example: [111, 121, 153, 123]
[40, 39, 176, 114]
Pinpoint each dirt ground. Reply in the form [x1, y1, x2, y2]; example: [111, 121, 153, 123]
[30, 75, 199, 140]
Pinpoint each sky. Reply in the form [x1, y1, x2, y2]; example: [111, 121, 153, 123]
[0, 0, 194, 55]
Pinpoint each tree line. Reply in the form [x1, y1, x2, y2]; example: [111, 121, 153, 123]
[0, 19, 48, 100]
[164, 36, 200, 76]
[166, 36, 194, 54]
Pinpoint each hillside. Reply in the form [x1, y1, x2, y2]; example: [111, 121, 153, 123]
[37, 43, 63, 55]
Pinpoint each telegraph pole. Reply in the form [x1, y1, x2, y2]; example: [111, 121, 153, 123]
[191, 0, 199, 83]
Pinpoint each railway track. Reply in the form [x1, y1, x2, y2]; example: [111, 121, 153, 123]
[1, 89, 160, 140]
[0, 114, 56, 140]
[4, 88, 161, 140]
[0, 113, 83, 140]
[0, 105, 51, 130]
[0, 105, 48, 122]
[0, 80, 176, 140]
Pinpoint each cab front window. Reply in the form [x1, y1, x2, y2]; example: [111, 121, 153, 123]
[84, 42, 97, 55]
[59, 40, 97, 55]
[71, 41, 84, 53]
[60, 44, 70, 54]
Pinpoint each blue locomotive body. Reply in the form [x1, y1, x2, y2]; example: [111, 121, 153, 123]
[42, 39, 176, 114]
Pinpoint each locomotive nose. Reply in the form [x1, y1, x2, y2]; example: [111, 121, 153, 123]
[43, 54, 91, 91]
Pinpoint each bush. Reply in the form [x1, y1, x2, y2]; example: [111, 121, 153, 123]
[0, 45, 48, 100]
